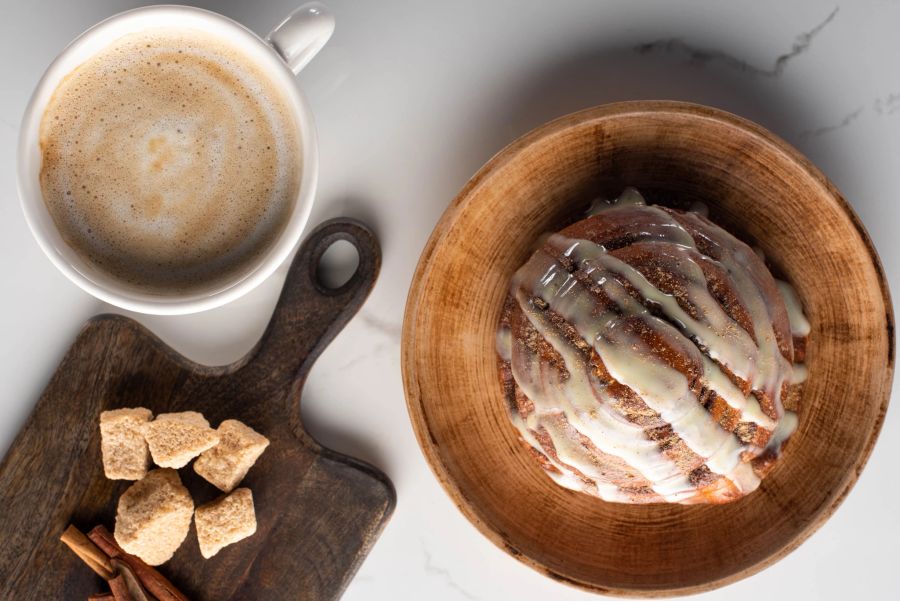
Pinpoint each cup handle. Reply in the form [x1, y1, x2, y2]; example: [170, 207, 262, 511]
[266, 2, 335, 74]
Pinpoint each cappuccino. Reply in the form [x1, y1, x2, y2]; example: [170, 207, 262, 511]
[39, 28, 301, 294]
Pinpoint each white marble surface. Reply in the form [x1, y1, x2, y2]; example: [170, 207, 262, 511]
[1, 1, 898, 599]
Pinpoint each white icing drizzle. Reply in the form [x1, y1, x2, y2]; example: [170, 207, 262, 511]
[774, 280, 808, 384]
[776, 280, 811, 337]
[501, 189, 807, 503]
[676, 210, 794, 418]
[496, 326, 512, 362]
[554, 237, 772, 426]
[701, 357, 774, 428]
[513, 253, 754, 498]
[766, 410, 798, 452]
[752, 246, 766, 263]
[689, 201, 709, 217]
[510, 289, 695, 502]
[586, 186, 647, 215]
[790, 363, 808, 385]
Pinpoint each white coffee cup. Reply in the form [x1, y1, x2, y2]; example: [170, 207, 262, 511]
[17, 4, 334, 315]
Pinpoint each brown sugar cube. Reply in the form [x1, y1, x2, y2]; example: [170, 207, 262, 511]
[114, 469, 194, 566]
[194, 419, 270, 492]
[100, 407, 153, 480]
[142, 411, 219, 468]
[194, 488, 257, 558]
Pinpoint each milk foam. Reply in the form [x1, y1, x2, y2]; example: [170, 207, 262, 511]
[39, 28, 301, 294]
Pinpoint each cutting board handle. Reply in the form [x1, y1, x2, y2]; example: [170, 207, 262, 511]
[244, 218, 381, 390]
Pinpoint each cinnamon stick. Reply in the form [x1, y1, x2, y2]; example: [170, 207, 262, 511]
[88, 595, 115, 600]
[112, 559, 153, 601]
[88, 526, 189, 601]
[107, 575, 136, 601]
[60, 525, 115, 580]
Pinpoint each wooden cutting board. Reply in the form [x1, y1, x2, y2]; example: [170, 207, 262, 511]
[0, 218, 395, 601]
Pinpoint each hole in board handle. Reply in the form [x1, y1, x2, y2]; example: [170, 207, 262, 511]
[316, 238, 360, 290]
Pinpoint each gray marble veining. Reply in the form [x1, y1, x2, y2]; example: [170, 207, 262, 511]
[422, 542, 482, 601]
[799, 106, 864, 138]
[874, 92, 900, 115]
[634, 6, 839, 78]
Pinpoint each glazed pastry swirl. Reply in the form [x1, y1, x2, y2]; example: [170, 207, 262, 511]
[497, 190, 806, 504]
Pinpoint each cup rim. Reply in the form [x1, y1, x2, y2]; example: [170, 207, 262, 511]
[17, 4, 318, 315]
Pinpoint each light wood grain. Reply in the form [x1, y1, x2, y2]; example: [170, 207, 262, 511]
[402, 101, 894, 596]
[0, 218, 395, 601]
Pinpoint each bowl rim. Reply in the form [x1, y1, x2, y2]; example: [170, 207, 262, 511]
[401, 100, 895, 597]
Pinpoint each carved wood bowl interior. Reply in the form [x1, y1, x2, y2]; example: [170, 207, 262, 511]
[402, 101, 894, 596]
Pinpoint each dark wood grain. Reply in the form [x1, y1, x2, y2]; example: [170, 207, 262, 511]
[403, 101, 894, 596]
[0, 218, 395, 601]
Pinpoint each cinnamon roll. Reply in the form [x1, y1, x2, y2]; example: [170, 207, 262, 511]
[497, 189, 808, 504]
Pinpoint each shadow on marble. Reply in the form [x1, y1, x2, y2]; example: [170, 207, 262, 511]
[300, 389, 395, 475]
[311, 195, 385, 243]
[455, 37, 834, 190]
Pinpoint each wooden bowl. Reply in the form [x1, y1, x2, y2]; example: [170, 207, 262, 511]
[402, 101, 894, 596]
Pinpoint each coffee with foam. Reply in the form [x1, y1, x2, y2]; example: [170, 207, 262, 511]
[39, 28, 301, 294]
